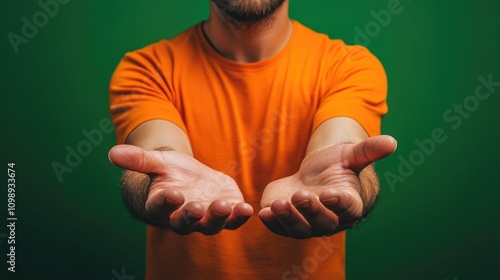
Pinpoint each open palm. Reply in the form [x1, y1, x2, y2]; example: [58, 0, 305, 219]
[259, 135, 397, 238]
[109, 145, 253, 235]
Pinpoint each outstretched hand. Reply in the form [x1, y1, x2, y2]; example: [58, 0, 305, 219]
[108, 145, 253, 235]
[259, 135, 397, 238]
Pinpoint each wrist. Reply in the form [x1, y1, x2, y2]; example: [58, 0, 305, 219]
[120, 170, 152, 224]
[358, 164, 380, 215]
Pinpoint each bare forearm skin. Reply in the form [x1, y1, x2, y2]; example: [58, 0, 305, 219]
[119, 146, 173, 227]
[358, 164, 380, 219]
[305, 117, 384, 224]
[115, 120, 193, 227]
[120, 170, 152, 224]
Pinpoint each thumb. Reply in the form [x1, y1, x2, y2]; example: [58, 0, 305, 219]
[108, 144, 165, 174]
[343, 135, 397, 171]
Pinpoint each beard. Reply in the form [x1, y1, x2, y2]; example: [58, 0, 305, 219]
[212, 0, 286, 26]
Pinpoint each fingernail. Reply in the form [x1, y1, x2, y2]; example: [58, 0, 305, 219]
[322, 197, 339, 206]
[275, 210, 291, 218]
[294, 200, 310, 209]
[183, 211, 199, 224]
[213, 210, 230, 218]
[166, 197, 181, 205]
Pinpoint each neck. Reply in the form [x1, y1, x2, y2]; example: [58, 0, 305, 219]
[204, 1, 292, 63]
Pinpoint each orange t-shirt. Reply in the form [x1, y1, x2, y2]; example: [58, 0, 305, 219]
[109, 20, 387, 280]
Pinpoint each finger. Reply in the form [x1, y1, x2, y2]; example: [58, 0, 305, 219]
[195, 200, 232, 235]
[225, 202, 254, 230]
[343, 135, 397, 172]
[108, 144, 165, 174]
[145, 188, 185, 226]
[271, 200, 311, 239]
[292, 190, 340, 236]
[320, 188, 363, 224]
[258, 208, 290, 237]
[169, 202, 205, 235]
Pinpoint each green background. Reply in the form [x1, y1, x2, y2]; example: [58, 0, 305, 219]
[1, 0, 499, 279]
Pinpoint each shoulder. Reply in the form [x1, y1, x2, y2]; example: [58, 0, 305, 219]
[110, 24, 201, 82]
[119, 24, 199, 66]
[293, 21, 383, 70]
[290, 21, 385, 88]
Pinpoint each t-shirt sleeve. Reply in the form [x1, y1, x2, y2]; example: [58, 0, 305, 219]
[109, 45, 187, 144]
[313, 45, 388, 136]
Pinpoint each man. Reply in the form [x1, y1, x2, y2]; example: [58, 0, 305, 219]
[108, 0, 397, 279]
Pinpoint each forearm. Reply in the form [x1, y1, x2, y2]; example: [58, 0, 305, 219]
[120, 170, 152, 224]
[358, 164, 380, 217]
[125, 119, 193, 156]
[118, 119, 193, 226]
[306, 117, 382, 218]
[120, 145, 174, 227]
